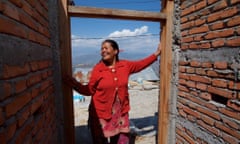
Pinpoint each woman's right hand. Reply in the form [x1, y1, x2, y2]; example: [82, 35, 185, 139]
[154, 43, 161, 56]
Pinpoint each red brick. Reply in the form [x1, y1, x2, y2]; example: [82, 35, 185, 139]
[181, 5, 195, 16]
[0, 16, 27, 39]
[179, 85, 189, 92]
[205, 102, 218, 111]
[201, 114, 215, 126]
[197, 120, 220, 136]
[15, 79, 27, 94]
[2, 2, 20, 21]
[229, 81, 240, 90]
[3, 64, 30, 79]
[227, 100, 240, 111]
[205, 29, 234, 39]
[5, 92, 32, 117]
[9, 0, 23, 7]
[207, 86, 236, 98]
[181, 17, 188, 24]
[31, 96, 43, 114]
[226, 37, 240, 47]
[189, 25, 209, 35]
[222, 117, 240, 130]
[208, 0, 218, 5]
[38, 60, 50, 70]
[17, 107, 30, 127]
[197, 106, 221, 120]
[212, 0, 228, 11]
[181, 30, 189, 37]
[212, 79, 228, 88]
[219, 108, 240, 121]
[186, 80, 196, 88]
[195, 0, 207, 11]
[182, 21, 194, 30]
[31, 87, 40, 98]
[186, 67, 195, 73]
[199, 92, 211, 100]
[40, 80, 52, 92]
[190, 75, 211, 84]
[231, 0, 240, 4]
[183, 105, 200, 119]
[195, 18, 206, 26]
[0, 130, 7, 144]
[179, 61, 190, 66]
[3, 82, 12, 98]
[179, 109, 187, 118]
[193, 34, 204, 41]
[179, 79, 187, 86]
[27, 74, 42, 87]
[179, 66, 186, 73]
[215, 121, 240, 139]
[178, 91, 189, 98]
[207, 70, 218, 77]
[202, 62, 212, 68]
[227, 15, 240, 27]
[15, 121, 33, 144]
[182, 36, 193, 43]
[196, 83, 207, 91]
[222, 132, 239, 144]
[211, 39, 225, 48]
[189, 42, 211, 49]
[208, 7, 238, 22]
[0, 108, 4, 126]
[210, 21, 224, 30]
[19, 11, 38, 31]
[214, 61, 228, 69]
[190, 61, 201, 67]
[7, 122, 17, 141]
[176, 126, 195, 144]
[179, 73, 190, 80]
[196, 68, 207, 75]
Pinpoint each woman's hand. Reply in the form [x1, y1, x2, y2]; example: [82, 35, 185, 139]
[154, 43, 161, 56]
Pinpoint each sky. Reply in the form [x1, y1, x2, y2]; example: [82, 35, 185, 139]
[70, 0, 162, 64]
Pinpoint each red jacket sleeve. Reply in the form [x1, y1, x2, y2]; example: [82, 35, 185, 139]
[127, 54, 158, 74]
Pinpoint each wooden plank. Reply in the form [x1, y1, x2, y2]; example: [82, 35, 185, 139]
[158, 0, 174, 144]
[68, 6, 166, 22]
[59, 0, 75, 144]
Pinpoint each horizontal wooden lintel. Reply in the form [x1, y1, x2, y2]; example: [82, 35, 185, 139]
[68, 6, 166, 22]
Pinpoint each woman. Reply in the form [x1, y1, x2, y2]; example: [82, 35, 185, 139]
[64, 39, 161, 144]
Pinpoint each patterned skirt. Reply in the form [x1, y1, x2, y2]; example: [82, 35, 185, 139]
[88, 96, 130, 144]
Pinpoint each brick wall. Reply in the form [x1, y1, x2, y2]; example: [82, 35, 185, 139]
[177, 0, 240, 143]
[0, 0, 62, 143]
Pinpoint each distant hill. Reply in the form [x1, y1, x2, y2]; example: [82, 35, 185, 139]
[72, 53, 160, 78]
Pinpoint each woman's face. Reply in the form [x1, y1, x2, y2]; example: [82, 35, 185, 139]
[101, 42, 118, 62]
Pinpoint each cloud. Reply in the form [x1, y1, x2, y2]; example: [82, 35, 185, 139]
[108, 26, 148, 37]
[71, 26, 159, 57]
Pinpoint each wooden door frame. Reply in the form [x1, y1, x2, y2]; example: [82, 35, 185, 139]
[59, 0, 173, 144]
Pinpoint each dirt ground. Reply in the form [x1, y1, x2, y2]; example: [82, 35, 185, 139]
[74, 83, 159, 144]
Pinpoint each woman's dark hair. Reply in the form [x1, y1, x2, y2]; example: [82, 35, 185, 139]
[102, 39, 120, 61]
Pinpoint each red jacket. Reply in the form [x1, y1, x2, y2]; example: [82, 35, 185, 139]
[79, 54, 157, 119]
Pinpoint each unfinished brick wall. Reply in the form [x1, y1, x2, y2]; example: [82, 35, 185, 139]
[0, 0, 62, 143]
[177, 0, 240, 143]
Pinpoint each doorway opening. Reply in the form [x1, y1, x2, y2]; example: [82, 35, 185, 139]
[70, 17, 160, 143]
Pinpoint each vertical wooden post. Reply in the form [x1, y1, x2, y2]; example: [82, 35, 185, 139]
[158, 0, 173, 144]
[59, 0, 75, 144]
